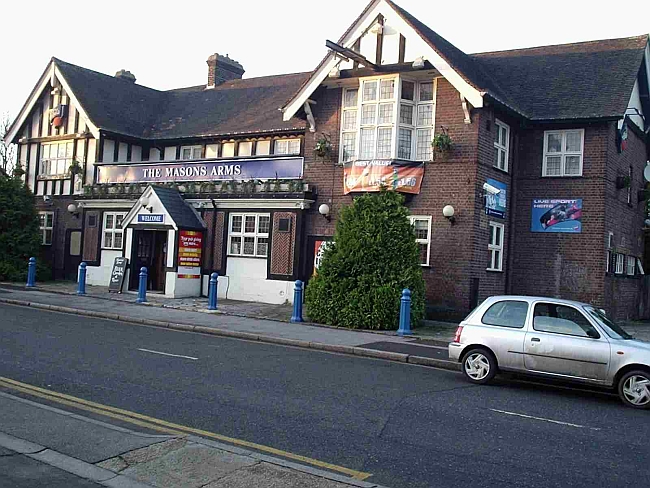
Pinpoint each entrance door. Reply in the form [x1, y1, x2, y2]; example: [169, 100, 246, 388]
[129, 230, 167, 292]
[64, 230, 82, 281]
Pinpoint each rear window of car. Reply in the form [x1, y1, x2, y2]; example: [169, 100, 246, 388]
[481, 300, 529, 328]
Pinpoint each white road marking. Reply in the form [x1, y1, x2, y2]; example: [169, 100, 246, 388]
[490, 408, 601, 431]
[137, 348, 198, 360]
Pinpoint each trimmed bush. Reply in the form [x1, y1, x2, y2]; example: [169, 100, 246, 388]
[0, 174, 43, 281]
[305, 190, 425, 330]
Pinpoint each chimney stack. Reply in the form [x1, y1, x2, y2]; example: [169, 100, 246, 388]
[206, 53, 244, 88]
[115, 69, 136, 83]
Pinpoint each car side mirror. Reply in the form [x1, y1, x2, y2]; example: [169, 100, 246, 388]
[586, 329, 600, 339]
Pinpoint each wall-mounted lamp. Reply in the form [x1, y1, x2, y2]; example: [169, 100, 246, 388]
[443, 205, 455, 225]
[412, 56, 426, 69]
[67, 203, 80, 218]
[139, 195, 153, 213]
[319, 203, 331, 221]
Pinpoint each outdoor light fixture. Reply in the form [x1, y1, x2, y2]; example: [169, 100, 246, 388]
[319, 203, 331, 221]
[67, 203, 80, 218]
[139, 194, 152, 213]
[443, 205, 455, 224]
[412, 56, 425, 69]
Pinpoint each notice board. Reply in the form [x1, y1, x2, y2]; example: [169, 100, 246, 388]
[108, 257, 129, 293]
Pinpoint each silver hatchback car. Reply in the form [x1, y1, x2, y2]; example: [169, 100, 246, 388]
[448, 296, 650, 409]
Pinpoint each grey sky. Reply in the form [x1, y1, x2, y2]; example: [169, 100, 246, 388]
[1, 0, 649, 120]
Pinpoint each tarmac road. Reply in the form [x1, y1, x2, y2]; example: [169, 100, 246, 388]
[1, 303, 649, 488]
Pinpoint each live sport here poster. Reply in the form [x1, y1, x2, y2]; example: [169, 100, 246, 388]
[178, 230, 202, 279]
[531, 199, 582, 233]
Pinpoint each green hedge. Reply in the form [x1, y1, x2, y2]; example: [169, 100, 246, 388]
[305, 190, 425, 330]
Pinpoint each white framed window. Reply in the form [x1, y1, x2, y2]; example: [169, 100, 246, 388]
[180, 145, 202, 160]
[627, 166, 633, 205]
[340, 76, 436, 163]
[40, 141, 74, 176]
[488, 222, 504, 271]
[626, 255, 636, 276]
[409, 216, 431, 266]
[102, 212, 126, 250]
[542, 129, 584, 177]
[274, 139, 301, 155]
[228, 213, 270, 257]
[39, 211, 54, 245]
[494, 119, 509, 172]
[637, 258, 645, 275]
[615, 253, 624, 274]
[238, 141, 253, 157]
[606, 232, 613, 273]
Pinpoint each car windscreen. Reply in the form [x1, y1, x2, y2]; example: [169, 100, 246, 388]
[584, 306, 633, 340]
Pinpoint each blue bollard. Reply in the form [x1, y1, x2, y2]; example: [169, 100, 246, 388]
[208, 272, 218, 310]
[397, 288, 412, 336]
[290, 280, 304, 323]
[77, 262, 87, 296]
[136, 267, 148, 303]
[26, 257, 36, 288]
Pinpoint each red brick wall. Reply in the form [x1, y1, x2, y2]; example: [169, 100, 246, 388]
[603, 125, 646, 319]
[510, 123, 609, 307]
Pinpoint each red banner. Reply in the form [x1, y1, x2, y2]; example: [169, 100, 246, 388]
[343, 160, 424, 195]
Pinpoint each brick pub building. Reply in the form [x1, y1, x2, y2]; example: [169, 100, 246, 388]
[5, 0, 650, 319]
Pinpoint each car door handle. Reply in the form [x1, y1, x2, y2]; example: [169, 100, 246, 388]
[530, 337, 541, 342]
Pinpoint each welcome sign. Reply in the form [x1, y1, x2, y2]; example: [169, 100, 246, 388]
[97, 157, 304, 184]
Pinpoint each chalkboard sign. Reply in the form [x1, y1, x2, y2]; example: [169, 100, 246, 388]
[109, 257, 128, 293]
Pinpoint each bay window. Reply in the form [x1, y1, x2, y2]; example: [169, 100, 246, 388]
[340, 76, 436, 163]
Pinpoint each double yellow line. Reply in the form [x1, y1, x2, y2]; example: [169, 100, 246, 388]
[0, 376, 371, 481]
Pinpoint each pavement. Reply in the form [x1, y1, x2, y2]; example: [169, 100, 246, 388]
[0, 390, 388, 488]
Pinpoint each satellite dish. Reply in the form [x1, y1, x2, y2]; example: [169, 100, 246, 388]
[644, 161, 650, 182]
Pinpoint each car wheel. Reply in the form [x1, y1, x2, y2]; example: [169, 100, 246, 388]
[462, 348, 497, 385]
[618, 370, 650, 409]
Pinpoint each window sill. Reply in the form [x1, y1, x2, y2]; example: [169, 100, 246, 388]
[227, 254, 268, 259]
[491, 165, 509, 175]
[541, 174, 583, 178]
[486, 268, 504, 273]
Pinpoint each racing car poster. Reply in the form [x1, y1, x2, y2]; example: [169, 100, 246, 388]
[530, 199, 582, 233]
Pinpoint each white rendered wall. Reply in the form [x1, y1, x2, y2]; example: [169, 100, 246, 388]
[221, 257, 293, 304]
[86, 250, 122, 286]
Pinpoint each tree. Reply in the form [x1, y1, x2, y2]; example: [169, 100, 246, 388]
[0, 113, 17, 176]
[0, 173, 45, 281]
[305, 190, 425, 330]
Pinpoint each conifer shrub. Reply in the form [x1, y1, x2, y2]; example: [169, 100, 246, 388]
[305, 190, 425, 329]
[0, 174, 45, 281]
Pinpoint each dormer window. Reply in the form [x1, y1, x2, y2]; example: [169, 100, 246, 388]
[340, 76, 436, 163]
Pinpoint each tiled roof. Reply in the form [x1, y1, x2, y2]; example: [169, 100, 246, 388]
[151, 186, 205, 230]
[388, 1, 648, 120]
[54, 58, 309, 140]
[472, 35, 649, 120]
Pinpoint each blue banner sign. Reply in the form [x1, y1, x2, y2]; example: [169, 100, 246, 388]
[97, 156, 304, 184]
[485, 178, 507, 218]
[531, 199, 582, 233]
[138, 214, 164, 223]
